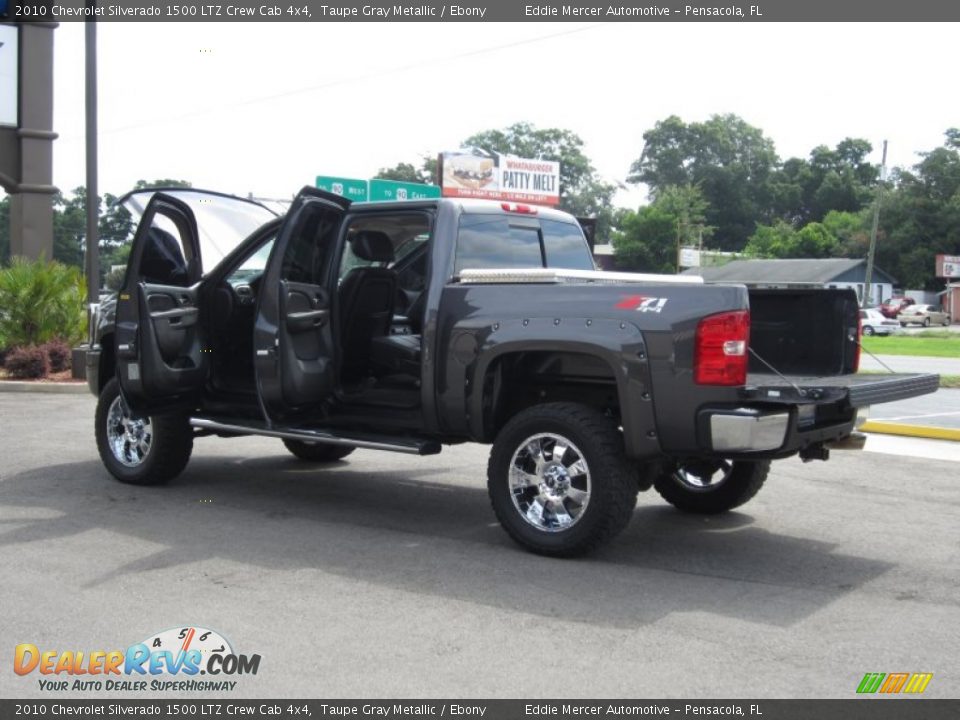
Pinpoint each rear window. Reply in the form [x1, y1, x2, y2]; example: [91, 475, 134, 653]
[454, 214, 594, 274]
[540, 219, 594, 269]
[455, 216, 542, 272]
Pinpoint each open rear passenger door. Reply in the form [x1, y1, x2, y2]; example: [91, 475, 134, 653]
[254, 187, 351, 423]
[115, 193, 206, 413]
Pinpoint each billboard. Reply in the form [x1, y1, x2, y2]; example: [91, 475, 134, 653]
[0, 24, 18, 127]
[439, 150, 560, 206]
[936, 254, 960, 279]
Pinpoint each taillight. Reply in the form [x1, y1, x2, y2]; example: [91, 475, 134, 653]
[694, 310, 750, 386]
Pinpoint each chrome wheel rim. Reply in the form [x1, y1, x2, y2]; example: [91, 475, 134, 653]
[106, 395, 153, 467]
[509, 433, 591, 533]
[673, 460, 733, 491]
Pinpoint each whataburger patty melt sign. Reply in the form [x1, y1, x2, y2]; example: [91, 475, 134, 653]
[439, 150, 561, 206]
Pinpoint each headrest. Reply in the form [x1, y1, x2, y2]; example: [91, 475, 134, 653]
[350, 231, 394, 262]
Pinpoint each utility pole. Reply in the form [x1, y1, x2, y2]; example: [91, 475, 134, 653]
[675, 218, 681, 273]
[84, 12, 99, 305]
[863, 140, 887, 308]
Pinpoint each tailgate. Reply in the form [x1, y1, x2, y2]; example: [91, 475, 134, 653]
[746, 372, 940, 407]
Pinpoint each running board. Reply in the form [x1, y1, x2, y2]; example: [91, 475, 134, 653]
[189, 417, 441, 455]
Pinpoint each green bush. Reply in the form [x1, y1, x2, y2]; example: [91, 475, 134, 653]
[0, 258, 86, 349]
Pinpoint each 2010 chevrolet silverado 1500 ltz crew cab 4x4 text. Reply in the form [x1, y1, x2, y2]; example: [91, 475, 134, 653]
[87, 188, 938, 556]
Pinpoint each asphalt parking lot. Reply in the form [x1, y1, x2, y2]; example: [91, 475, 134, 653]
[2, 393, 958, 699]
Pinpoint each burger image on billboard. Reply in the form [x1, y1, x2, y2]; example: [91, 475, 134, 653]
[445, 153, 496, 190]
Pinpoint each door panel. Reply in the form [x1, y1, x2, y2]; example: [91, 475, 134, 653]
[116, 194, 206, 412]
[279, 280, 333, 404]
[255, 187, 350, 422]
[136, 282, 205, 395]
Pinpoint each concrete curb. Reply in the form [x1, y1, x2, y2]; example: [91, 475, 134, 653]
[0, 380, 89, 395]
[861, 420, 960, 442]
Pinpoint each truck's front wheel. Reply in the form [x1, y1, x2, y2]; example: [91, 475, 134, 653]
[654, 459, 770, 514]
[487, 403, 638, 557]
[95, 378, 193, 485]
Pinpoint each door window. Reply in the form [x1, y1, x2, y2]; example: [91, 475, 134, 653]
[137, 211, 194, 287]
[279, 206, 341, 284]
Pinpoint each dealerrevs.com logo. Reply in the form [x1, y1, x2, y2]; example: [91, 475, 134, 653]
[14, 627, 261, 692]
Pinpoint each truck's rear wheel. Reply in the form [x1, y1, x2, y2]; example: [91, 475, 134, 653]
[654, 459, 770, 514]
[487, 403, 637, 557]
[282, 439, 355, 462]
[95, 378, 193, 485]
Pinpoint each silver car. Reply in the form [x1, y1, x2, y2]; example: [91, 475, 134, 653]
[859, 308, 900, 336]
[898, 304, 951, 327]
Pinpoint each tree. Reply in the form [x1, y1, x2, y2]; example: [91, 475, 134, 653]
[612, 185, 712, 272]
[875, 130, 960, 289]
[628, 114, 780, 251]
[0, 195, 9, 263]
[374, 160, 437, 185]
[744, 221, 838, 259]
[133, 178, 192, 190]
[611, 205, 677, 273]
[462, 122, 619, 242]
[771, 139, 879, 225]
[743, 221, 798, 258]
[822, 210, 871, 257]
[52, 189, 87, 267]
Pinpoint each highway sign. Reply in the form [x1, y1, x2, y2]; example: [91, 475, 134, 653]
[315, 175, 368, 202]
[369, 179, 441, 202]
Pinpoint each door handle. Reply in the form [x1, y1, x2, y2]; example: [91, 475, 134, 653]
[150, 307, 199, 327]
[286, 309, 328, 332]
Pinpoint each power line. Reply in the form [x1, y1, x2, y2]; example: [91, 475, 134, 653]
[77, 25, 604, 139]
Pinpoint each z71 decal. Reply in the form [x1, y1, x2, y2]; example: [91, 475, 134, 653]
[615, 295, 668, 313]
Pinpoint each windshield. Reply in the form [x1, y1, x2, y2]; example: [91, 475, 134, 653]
[120, 189, 279, 272]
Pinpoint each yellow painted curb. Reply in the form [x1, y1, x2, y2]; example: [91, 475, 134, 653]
[861, 420, 960, 442]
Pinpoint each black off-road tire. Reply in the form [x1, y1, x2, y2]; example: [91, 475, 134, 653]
[487, 402, 638, 557]
[654, 459, 770, 514]
[282, 439, 355, 462]
[95, 378, 193, 486]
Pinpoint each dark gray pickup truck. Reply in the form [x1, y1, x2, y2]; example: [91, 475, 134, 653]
[87, 187, 938, 556]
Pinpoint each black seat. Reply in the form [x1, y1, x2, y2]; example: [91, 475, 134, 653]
[370, 291, 426, 380]
[339, 231, 397, 382]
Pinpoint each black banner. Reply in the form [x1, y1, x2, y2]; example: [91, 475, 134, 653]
[4, 0, 960, 22]
[1, 700, 960, 720]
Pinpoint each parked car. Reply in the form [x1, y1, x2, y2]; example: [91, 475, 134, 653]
[859, 308, 900, 336]
[880, 296, 915, 318]
[898, 304, 951, 327]
[86, 187, 940, 557]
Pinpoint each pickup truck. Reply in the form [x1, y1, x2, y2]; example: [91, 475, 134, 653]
[87, 187, 939, 557]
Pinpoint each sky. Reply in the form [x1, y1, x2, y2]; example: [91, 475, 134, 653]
[30, 22, 960, 208]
